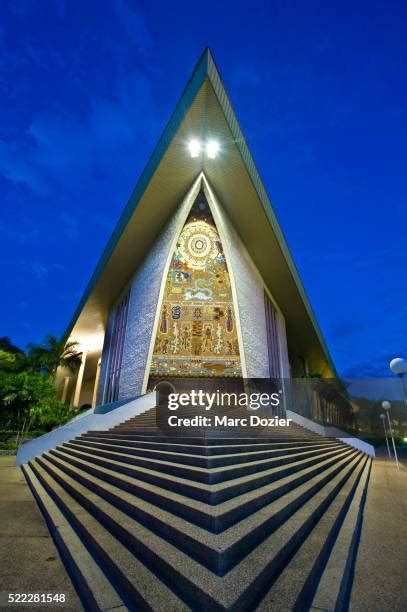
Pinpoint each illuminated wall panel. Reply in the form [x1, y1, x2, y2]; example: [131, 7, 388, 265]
[149, 196, 241, 378]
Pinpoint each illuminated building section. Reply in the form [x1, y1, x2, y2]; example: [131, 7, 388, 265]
[150, 196, 241, 378]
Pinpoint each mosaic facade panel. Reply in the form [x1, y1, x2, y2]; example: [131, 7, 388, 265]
[149, 197, 241, 378]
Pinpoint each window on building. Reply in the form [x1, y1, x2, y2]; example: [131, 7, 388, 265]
[105, 294, 129, 403]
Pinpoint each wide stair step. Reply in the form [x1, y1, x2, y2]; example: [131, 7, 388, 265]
[22, 404, 371, 610]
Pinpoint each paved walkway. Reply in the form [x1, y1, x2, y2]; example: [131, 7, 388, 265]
[350, 450, 407, 612]
[0, 456, 82, 611]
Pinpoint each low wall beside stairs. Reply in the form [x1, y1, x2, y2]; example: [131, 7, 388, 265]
[16, 393, 157, 466]
[286, 410, 375, 457]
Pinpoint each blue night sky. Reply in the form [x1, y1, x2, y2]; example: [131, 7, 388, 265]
[0, 0, 406, 377]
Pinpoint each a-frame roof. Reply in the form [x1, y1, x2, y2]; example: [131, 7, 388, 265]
[66, 48, 336, 376]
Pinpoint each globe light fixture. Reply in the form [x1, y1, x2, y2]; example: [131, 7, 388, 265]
[188, 139, 201, 158]
[389, 357, 407, 415]
[381, 400, 399, 469]
[390, 357, 407, 375]
[206, 140, 219, 159]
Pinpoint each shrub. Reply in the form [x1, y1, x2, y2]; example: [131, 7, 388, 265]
[29, 401, 77, 431]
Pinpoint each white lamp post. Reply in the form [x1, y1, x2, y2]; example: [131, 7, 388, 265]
[390, 357, 407, 411]
[379, 413, 391, 459]
[382, 400, 400, 469]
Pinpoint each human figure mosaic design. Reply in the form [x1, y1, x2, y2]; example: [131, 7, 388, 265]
[149, 196, 241, 377]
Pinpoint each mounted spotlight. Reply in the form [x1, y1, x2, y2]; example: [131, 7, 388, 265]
[206, 140, 219, 159]
[188, 139, 201, 158]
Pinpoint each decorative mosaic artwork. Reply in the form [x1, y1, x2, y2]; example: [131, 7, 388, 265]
[149, 196, 242, 378]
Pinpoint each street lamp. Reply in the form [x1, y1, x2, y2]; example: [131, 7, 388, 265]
[382, 400, 400, 469]
[390, 357, 407, 412]
[379, 413, 391, 459]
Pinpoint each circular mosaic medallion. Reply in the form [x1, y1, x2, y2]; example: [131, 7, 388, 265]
[179, 221, 218, 269]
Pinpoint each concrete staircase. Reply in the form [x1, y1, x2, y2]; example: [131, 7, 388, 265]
[22, 404, 371, 611]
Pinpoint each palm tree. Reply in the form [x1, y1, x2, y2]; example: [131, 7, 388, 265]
[27, 335, 82, 377]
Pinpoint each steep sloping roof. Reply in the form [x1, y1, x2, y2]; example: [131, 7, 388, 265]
[66, 48, 336, 376]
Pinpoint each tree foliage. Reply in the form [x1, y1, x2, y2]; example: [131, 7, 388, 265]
[0, 364, 56, 430]
[27, 334, 82, 376]
[0, 337, 24, 354]
[29, 399, 77, 430]
[0, 335, 81, 436]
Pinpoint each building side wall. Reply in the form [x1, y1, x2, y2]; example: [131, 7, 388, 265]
[118, 224, 178, 399]
[233, 250, 271, 377]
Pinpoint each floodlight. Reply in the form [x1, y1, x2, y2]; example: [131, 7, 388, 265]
[206, 140, 219, 159]
[188, 139, 201, 158]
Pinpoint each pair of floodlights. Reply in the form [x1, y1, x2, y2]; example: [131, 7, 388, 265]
[188, 139, 219, 159]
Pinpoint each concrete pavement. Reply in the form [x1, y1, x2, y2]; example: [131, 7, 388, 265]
[0, 456, 82, 611]
[350, 450, 407, 612]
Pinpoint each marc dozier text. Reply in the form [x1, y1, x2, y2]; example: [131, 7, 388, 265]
[162, 389, 292, 427]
